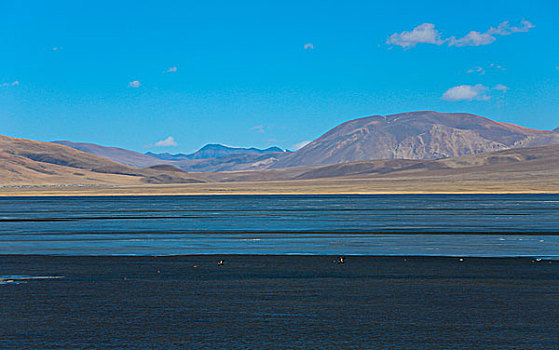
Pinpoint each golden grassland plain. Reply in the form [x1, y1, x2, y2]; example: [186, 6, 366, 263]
[2, 171, 558, 196]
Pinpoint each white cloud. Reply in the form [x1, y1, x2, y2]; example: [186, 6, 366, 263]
[442, 84, 490, 101]
[52, 47, 63, 51]
[442, 84, 509, 101]
[388, 20, 534, 49]
[167, 66, 177, 73]
[386, 23, 445, 48]
[304, 43, 314, 50]
[292, 140, 311, 150]
[128, 80, 141, 88]
[155, 136, 178, 147]
[251, 125, 265, 133]
[1, 81, 19, 87]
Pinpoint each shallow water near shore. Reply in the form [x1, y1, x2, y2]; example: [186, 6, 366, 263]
[1, 194, 558, 257]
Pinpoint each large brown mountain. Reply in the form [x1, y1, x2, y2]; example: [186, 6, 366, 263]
[0, 135, 204, 185]
[274, 111, 559, 168]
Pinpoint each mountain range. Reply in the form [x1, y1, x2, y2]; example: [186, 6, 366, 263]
[147, 144, 287, 161]
[1, 111, 558, 188]
[51, 111, 559, 173]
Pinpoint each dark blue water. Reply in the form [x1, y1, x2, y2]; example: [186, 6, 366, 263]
[1, 194, 558, 257]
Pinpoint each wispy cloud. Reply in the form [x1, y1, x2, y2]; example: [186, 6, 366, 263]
[128, 80, 141, 88]
[467, 63, 506, 75]
[493, 84, 509, 92]
[489, 63, 506, 71]
[449, 21, 534, 47]
[154, 136, 178, 147]
[467, 66, 485, 75]
[487, 20, 534, 35]
[166, 66, 177, 73]
[52, 47, 63, 51]
[388, 20, 534, 49]
[304, 43, 314, 50]
[251, 125, 265, 133]
[292, 140, 311, 150]
[442, 84, 508, 101]
[1, 81, 19, 87]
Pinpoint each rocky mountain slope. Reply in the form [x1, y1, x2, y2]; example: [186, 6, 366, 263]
[274, 111, 559, 168]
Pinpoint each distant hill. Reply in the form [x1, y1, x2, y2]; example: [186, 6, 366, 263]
[53, 140, 165, 168]
[274, 111, 559, 168]
[1, 135, 204, 185]
[147, 144, 287, 161]
[145, 152, 190, 161]
[554, 127, 559, 133]
[54, 141, 289, 171]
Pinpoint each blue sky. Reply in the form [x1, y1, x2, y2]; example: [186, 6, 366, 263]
[1, 0, 558, 153]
